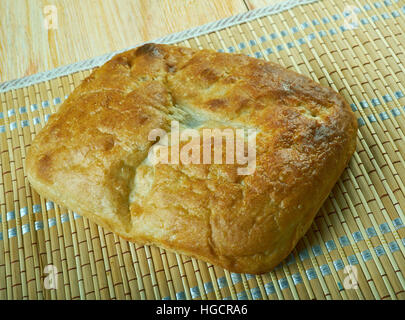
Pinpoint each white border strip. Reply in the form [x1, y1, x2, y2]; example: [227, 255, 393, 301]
[0, 0, 318, 93]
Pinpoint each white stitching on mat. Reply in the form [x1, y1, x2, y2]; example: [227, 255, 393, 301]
[0, 0, 318, 93]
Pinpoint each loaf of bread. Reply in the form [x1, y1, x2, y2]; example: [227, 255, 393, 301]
[26, 43, 357, 274]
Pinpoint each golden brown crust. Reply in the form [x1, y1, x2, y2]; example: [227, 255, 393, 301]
[26, 43, 357, 274]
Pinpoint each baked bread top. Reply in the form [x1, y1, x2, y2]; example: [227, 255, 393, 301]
[26, 43, 357, 274]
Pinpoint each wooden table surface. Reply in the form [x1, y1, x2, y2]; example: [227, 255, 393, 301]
[0, 0, 285, 83]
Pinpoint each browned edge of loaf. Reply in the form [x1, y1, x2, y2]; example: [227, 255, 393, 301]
[25, 43, 358, 274]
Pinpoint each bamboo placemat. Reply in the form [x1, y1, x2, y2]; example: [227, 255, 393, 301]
[0, 0, 404, 300]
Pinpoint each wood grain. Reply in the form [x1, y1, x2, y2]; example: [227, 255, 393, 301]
[244, 0, 285, 10]
[0, 0, 287, 83]
[0, 0, 249, 82]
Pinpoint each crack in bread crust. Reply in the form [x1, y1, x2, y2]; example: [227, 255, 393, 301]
[26, 43, 357, 274]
